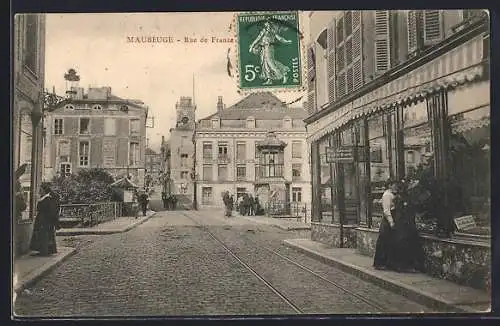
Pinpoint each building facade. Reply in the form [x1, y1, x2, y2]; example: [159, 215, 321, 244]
[306, 10, 490, 291]
[168, 97, 196, 198]
[44, 86, 149, 187]
[145, 147, 162, 186]
[13, 14, 46, 256]
[195, 93, 311, 218]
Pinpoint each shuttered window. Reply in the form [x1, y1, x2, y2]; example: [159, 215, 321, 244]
[352, 28, 361, 59]
[336, 72, 346, 98]
[352, 59, 363, 91]
[374, 10, 391, 74]
[103, 139, 115, 168]
[306, 44, 316, 113]
[327, 20, 336, 104]
[345, 38, 353, 66]
[336, 44, 344, 72]
[344, 11, 352, 36]
[407, 10, 419, 54]
[352, 11, 361, 29]
[346, 67, 354, 94]
[423, 10, 443, 45]
[336, 16, 344, 45]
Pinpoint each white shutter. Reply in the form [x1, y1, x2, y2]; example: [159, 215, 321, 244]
[306, 44, 316, 114]
[103, 139, 116, 167]
[104, 118, 116, 136]
[374, 10, 391, 74]
[423, 10, 443, 46]
[407, 10, 419, 54]
[327, 19, 336, 104]
[352, 11, 361, 30]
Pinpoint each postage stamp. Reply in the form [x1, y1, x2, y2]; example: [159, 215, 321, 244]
[236, 11, 303, 92]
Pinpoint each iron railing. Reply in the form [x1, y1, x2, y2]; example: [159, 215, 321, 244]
[266, 201, 307, 221]
[59, 202, 123, 227]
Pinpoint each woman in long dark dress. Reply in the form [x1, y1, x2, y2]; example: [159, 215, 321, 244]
[373, 180, 401, 271]
[30, 183, 60, 256]
[393, 180, 427, 272]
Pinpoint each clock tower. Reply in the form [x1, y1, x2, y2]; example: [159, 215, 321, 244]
[175, 96, 196, 130]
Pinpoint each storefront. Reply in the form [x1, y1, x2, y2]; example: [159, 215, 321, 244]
[306, 20, 490, 291]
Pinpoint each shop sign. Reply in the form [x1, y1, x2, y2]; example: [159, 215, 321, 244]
[453, 215, 477, 232]
[326, 146, 355, 163]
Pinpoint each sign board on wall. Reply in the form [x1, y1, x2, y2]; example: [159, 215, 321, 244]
[453, 215, 477, 232]
[123, 190, 133, 203]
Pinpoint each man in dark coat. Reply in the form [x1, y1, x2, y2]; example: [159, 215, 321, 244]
[161, 191, 168, 210]
[138, 191, 149, 216]
[30, 183, 60, 256]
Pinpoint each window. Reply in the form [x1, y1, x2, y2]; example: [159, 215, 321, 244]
[79, 141, 90, 167]
[203, 165, 213, 181]
[58, 140, 70, 163]
[236, 142, 246, 161]
[181, 171, 189, 179]
[236, 165, 246, 180]
[130, 119, 140, 135]
[54, 118, 64, 135]
[292, 164, 302, 180]
[103, 139, 116, 168]
[246, 117, 255, 129]
[181, 153, 188, 167]
[129, 142, 140, 166]
[261, 151, 284, 178]
[93, 104, 103, 110]
[292, 187, 302, 202]
[79, 118, 91, 135]
[24, 14, 38, 74]
[202, 187, 213, 205]
[218, 165, 228, 181]
[291, 141, 302, 158]
[203, 142, 213, 160]
[336, 16, 344, 45]
[218, 143, 229, 161]
[60, 163, 71, 176]
[212, 119, 219, 129]
[255, 142, 260, 159]
[104, 118, 116, 136]
[64, 104, 75, 110]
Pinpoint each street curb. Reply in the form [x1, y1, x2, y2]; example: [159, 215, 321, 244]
[14, 247, 77, 294]
[238, 215, 311, 231]
[56, 212, 157, 236]
[282, 239, 481, 313]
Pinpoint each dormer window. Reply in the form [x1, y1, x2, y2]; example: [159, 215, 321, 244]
[246, 116, 255, 129]
[211, 119, 219, 129]
[283, 116, 292, 129]
[120, 105, 129, 112]
[64, 104, 75, 110]
[93, 104, 103, 110]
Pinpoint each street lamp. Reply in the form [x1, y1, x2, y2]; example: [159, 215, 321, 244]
[190, 168, 198, 210]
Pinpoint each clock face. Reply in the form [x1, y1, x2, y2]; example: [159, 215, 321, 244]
[181, 116, 189, 124]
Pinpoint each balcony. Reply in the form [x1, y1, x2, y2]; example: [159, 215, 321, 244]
[217, 154, 231, 164]
[255, 164, 285, 182]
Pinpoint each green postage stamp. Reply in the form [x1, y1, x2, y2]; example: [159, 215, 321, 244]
[236, 11, 303, 91]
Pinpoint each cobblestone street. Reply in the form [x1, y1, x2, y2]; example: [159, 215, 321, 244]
[14, 210, 433, 317]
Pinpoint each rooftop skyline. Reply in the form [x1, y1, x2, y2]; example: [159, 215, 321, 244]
[44, 12, 310, 151]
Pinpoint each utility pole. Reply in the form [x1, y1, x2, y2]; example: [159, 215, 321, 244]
[191, 73, 198, 210]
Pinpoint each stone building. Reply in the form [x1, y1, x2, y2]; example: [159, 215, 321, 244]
[145, 147, 162, 186]
[168, 97, 196, 201]
[13, 14, 46, 256]
[306, 10, 490, 291]
[44, 86, 149, 187]
[195, 93, 311, 218]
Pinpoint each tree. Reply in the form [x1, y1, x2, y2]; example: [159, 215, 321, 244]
[50, 168, 115, 204]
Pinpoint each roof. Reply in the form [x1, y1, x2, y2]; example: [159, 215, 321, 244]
[110, 177, 138, 189]
[200, 92, 308, 121]
[256, 131, 287, 148]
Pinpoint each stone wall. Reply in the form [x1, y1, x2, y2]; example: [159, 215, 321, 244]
[354, 227, 491, 292]
[311, 223, 357, 248]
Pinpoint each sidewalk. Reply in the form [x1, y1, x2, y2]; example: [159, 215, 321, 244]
[56, 210, 156, 236]
[13, 246, 76, 295]
[236, 213, 311, 231]
[283, 239, 491, 313]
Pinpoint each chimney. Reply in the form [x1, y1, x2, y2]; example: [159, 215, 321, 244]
[217, 96, 224, 113]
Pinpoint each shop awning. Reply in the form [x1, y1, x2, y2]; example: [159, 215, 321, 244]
[307, 60, 487, 143]
[110, 177, 138, 189]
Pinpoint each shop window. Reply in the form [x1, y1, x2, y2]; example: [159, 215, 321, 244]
[368, 113, 391, 229]
[318, 136, 334, 223]
[447, 106, 490, 236]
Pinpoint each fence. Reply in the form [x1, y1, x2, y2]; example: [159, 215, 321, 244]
[59, 202, 123, 228]
[266, 201, 307, 221]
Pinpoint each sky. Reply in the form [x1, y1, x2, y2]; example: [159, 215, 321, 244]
[44, 12, 311, 151]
